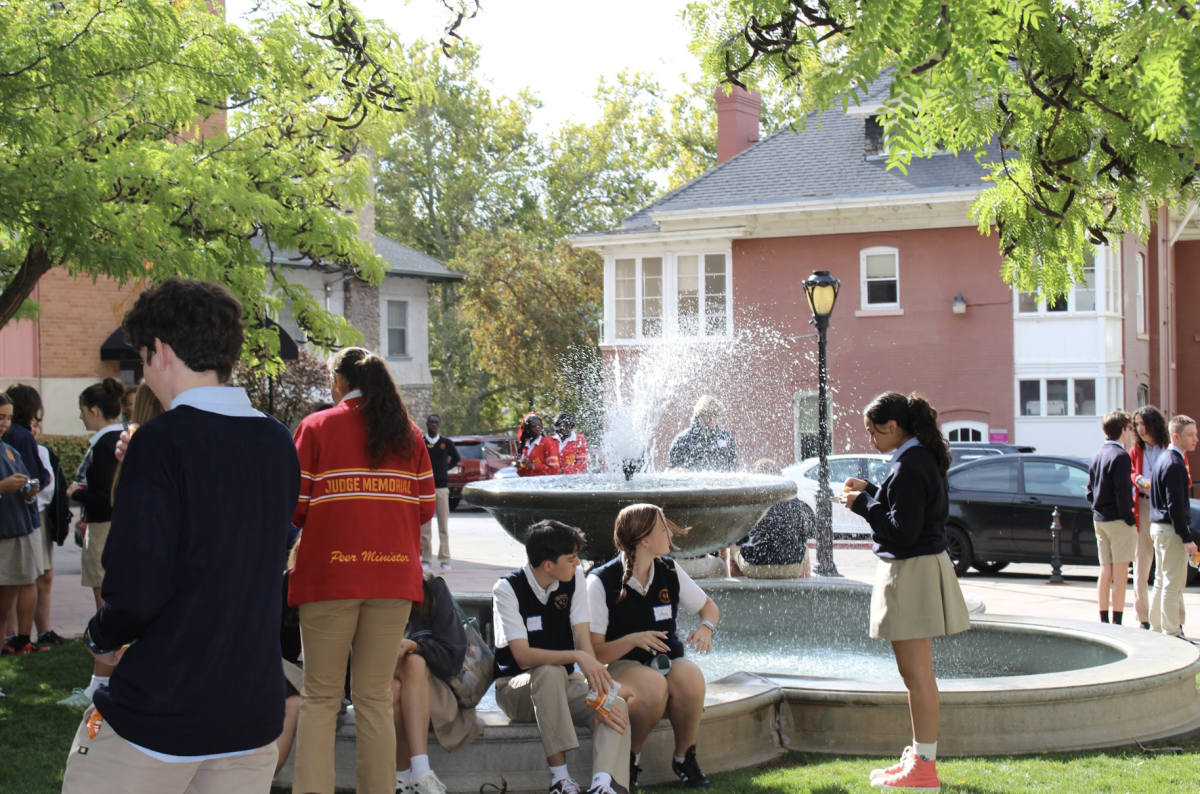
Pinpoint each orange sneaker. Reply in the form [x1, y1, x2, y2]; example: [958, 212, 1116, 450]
[873, 755, 939, 791]
[869, 747, 912, 782]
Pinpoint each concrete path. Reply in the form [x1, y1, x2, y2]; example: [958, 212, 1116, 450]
[43, 505, 1200, 638]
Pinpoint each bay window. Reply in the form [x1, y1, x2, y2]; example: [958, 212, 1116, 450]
[608, 251, 731, 342]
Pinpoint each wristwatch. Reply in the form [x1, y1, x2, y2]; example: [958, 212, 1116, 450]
[700, 620, 717, 635]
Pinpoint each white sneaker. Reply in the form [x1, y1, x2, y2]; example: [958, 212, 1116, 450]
[396, 779, 417, 794]
[440, 563, 452, 571]
[413, 770, 448, 794]
[421, 563, 432, 572]
[57, 687, 93, 708]
[549, 777, 583, 794]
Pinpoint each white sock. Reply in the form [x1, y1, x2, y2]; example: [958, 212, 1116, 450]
[633, 753, 641, 766]
[550, 764, 571, 783]
[673, 755, 686, 764]
[410, 754, 431, 778]
[86, 675, 109, 696]
[590, 773, 612, 789]
[397, 769, 412, 784]
[914, 741, 937, 761]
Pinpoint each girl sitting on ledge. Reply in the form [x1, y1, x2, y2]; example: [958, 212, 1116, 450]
[587, 504, 720, 789]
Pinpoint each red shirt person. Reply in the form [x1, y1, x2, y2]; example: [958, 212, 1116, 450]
[516, 413, 560, 476]
[554, 412, 589, 475]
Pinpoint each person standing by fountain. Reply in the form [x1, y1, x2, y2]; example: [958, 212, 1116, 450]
[1130, 406, 1181, 630]
[839, 392, 969, 791]
[554, 413, 589, 475]
[517, 413, 561, 477]
[587, 504, 719, 789]
[492, 520, 630, 794]
[289, 348, 436, 794]
[423, 414, 460, 571]
[1147, 414, 1200, 643]
[667, 396, 738, 473]
[1086, 411, 1137, 625]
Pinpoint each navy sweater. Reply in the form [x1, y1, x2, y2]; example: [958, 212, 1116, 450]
[89, 406, 300, 756]
[850, 443, 950, 560]
[71, 429, 121, 523]
[1149, 447, 1195, 543]
[3, 422, 48, 528]
[1087, 441, 1135, 525]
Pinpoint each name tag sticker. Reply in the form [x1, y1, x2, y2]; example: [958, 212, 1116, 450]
[717, 439, 729, 448]
[526, 616, 543, 632]
[653, 605, 673, 622]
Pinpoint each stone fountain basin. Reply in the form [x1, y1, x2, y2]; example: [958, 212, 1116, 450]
[463, 473, 797, 561]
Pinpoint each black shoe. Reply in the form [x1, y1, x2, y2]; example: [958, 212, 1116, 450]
[37, 631, 71, 646]
[629, 752, 641, 789]
[1140, 622, 1151, 630]
[672, 745, 710, 788]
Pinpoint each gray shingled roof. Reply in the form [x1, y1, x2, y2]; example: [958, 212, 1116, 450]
[252, 233, 463, 282]
[615, 84, 999, 232]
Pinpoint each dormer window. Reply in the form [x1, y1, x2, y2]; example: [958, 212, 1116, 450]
[865, 116, 886, 157]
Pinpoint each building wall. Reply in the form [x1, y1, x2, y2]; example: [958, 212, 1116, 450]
[1123, 234, 1153, 409]
[1173, 240, 1200, 432]
[715, 226, 1012, 465]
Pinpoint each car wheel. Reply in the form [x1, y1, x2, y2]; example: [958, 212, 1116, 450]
[448, 495, 460, 511]
[945, 525, 973, 577]
[972, 560, 1009, 574]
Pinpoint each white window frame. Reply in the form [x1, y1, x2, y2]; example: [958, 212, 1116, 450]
[1012, 244, 1120, 317]
[1016, 377, 1103, 417]
[1136, 252, 1147, 334]
[943, 420, 988, 443]
[386, 299, 408, 358]
[604, 249, 734, 344]
[1104, 243, 1121, 315]
[859, 246, 900, 310]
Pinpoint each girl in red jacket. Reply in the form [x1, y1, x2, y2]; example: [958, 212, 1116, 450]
[516, 413, 560, 476]
[290, 348, 435, 794]
[554, 412, 589, 475]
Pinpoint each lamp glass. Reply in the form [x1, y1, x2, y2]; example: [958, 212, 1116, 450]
[808, 284, 837, 316]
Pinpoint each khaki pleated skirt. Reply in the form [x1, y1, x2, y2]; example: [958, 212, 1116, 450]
[870, 552, 971, 641]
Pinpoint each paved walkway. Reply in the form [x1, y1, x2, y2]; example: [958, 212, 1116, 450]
[43, 506, 1200, 637]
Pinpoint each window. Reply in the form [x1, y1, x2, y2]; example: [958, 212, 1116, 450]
[1074, 250, 1096, 312]
[387, 300, 407, 357]
[1136, 253, 1147, 333]
[1047, 294, 1068, 312]
[1106, 378, 1122, 413]
[1137, 384, 1149, 408]
[1020, 380, 1042, 416]
[1018, 291, 1039, 313]
[1073, 379, 1097, 416]
[279, 300, 306, 345]
[948, 428, 982, 442]
[1104, 244, 1121, 314]
[949, 460, 1018, 493]
[804, 458, 861, 483]
[1023, 462, 1089, 499]
[611, 252, 730, 342]
[1046, 380, 1068, 415]
[944, 420, 988, 442]
[860, 247, 899, 309]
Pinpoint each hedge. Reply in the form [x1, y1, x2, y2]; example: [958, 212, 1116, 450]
[40, 434, 91, 480]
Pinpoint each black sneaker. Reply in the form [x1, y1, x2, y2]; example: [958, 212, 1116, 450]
[1140, 622, 1151, 630]
[671, 745, 710, 788]
[37, 631, 71, 646]
[629, 752, 641, 789]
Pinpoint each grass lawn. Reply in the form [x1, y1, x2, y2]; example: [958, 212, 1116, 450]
[6, 644, 1200, 793]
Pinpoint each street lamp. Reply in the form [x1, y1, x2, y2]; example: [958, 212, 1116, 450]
[803, 270, 841, 577]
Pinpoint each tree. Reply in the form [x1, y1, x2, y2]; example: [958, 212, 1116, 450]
[685, 0, 1200, 297]
[233, 348, 331, 429]
[0, 0, 467, 368]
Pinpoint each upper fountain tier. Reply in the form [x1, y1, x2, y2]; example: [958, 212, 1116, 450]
[464, 472, 798, 562]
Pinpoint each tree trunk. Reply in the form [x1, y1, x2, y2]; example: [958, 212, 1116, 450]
[0, 242, 54, 329]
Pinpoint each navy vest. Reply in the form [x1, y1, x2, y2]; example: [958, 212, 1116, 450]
[593, 555, 684, 664]
[493, 569, 577, 678]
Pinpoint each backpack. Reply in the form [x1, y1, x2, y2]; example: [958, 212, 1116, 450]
[44, 448, 72, 546]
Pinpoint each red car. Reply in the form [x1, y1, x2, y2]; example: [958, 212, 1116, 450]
[448, 435, 518, 509]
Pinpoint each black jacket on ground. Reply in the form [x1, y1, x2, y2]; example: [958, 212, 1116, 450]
[408, 575, 469, 681]
[1150, 447, 1196, 542]
[850, 443, 949, 560]
[667, 419, 738, 471]
[88, 406, 301, 757]
[739, 498, 810, 566]
[1087, 441, 1135, 525]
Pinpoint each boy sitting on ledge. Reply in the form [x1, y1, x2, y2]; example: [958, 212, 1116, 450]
[492, 521, 631, 794]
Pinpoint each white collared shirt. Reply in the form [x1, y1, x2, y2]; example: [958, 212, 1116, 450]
[558, 431, 577, 447]
[890, 436, 921, 463]
[171, 386, 264, 418]
[89, 422, 127, 449]
[492, 564, 590, 648]
[339, 388, 362, 404]
[586, 560, 709, 635]
[426, 434, 441, 445]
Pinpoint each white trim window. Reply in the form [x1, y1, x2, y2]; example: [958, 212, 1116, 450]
[860, 247, 899, 309]
[1104, 243, 1121, 314]
[1136, 252, 1147, 334]
[1018, 377, 1101, 417]
[386, 300, 408, 358]
[608, 251, 731, 343]
[1015, 244, 1119, 316]
[943, 421, 988, 442]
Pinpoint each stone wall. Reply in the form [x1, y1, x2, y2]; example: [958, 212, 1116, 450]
[400, 383, 434, 422]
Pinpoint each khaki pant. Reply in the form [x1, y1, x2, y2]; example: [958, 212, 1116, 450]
[294, 598, 412, 794]
[62, 706, 277, 794]
[421, 488, 451, 566]
[428, 671, 484, 753]
[81, 520, 111, 589]
[735, 549, 809, 579]
[496, 665, 630, 788]
[1134, 500, 1154, 624]
[1149, 524, 1189, 637]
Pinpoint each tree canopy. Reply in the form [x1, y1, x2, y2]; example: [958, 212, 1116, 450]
[685, 0, 1200, 297]
[0, 0, 467, 367]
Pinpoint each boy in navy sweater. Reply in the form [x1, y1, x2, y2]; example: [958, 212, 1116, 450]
[62, 279, 301, 794]
[1148, 415, 1199, 642]
[1086, 411, 1136, 625]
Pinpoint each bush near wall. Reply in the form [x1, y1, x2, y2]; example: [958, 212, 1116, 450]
[40, 435, 91, 480]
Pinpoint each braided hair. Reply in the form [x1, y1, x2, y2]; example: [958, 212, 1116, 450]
[863, 391, 953, 473]
[612, 503, 690, 602]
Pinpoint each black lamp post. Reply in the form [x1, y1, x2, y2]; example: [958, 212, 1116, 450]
[803, 270, 841, 577]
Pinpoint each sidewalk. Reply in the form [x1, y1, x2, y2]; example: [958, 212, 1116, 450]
[46, 506, 1200, 637]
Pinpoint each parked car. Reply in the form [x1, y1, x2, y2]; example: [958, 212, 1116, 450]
[782, 454, 893, 539]
[448, 435, 517, 509]
[949, 442, 1036, 468]
[946, 454, 1200, 584]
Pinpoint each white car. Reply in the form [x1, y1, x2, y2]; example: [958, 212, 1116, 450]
[782, 454, 893, 539]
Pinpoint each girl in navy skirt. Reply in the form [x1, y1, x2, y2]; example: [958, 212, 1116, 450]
[839, 392, 970, 791]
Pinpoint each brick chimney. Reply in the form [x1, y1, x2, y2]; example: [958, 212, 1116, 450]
[715, 86, 762, 164]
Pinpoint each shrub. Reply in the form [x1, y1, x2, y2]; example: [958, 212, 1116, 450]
[40, 434, 91, 480]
